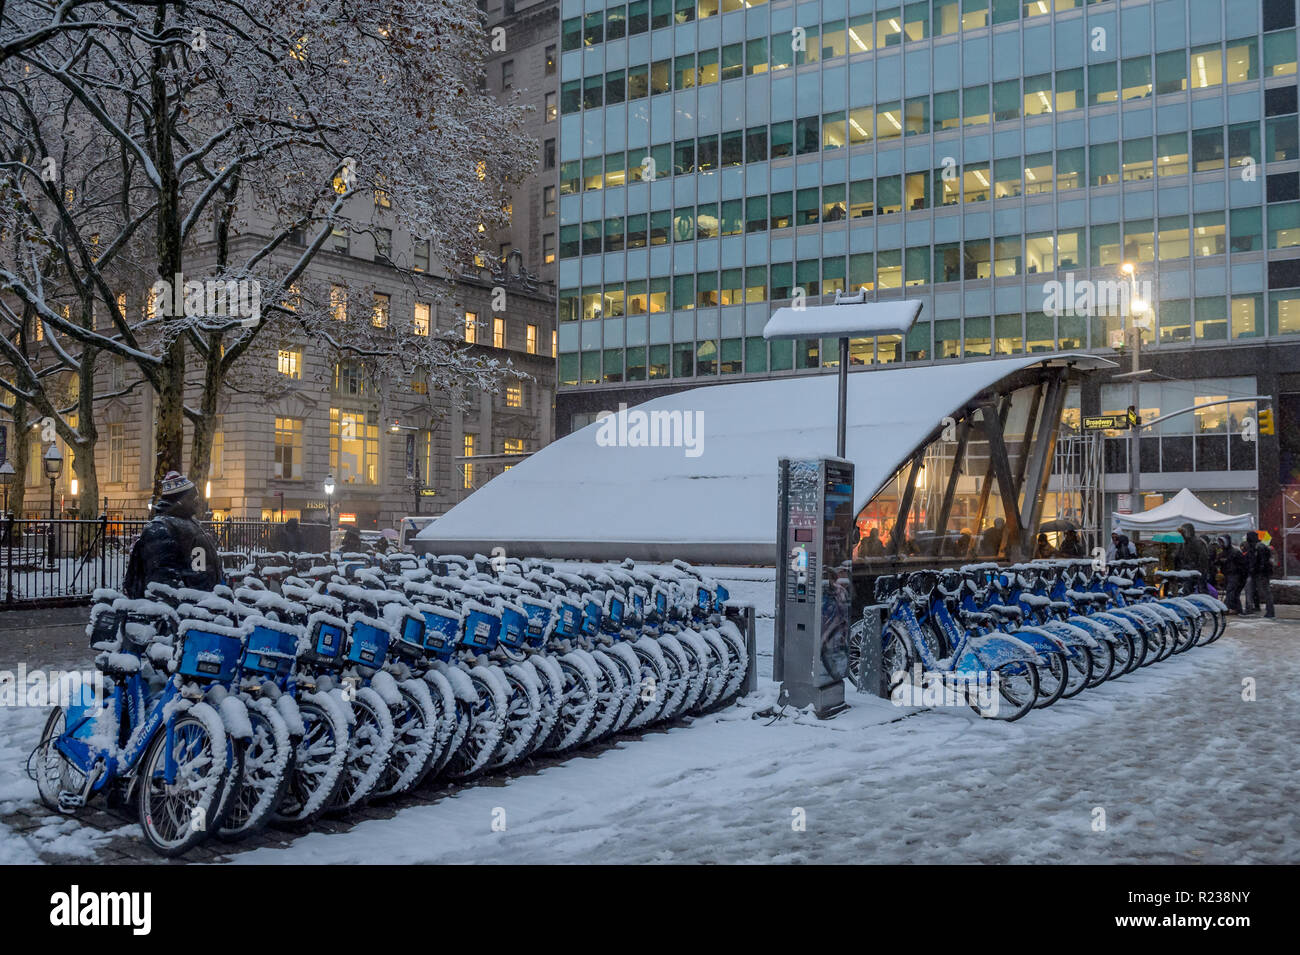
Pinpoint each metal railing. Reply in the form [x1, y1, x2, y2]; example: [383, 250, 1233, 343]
[0, 516, 329, 607]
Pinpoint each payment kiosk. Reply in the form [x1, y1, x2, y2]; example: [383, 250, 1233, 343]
[774, 457, 855, 717]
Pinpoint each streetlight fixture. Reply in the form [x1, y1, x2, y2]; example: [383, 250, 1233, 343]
[0, 460, 13, 517]
[323, 473, 335, 551]
[0, 461, 14, 557]
[386, 421, 427, 513]
[0, 459, 10, 595]
[43, 443, 63, 569]
[1116, 263, 1153, 527]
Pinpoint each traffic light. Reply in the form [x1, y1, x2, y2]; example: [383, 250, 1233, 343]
[1258, 408, 1275, 436]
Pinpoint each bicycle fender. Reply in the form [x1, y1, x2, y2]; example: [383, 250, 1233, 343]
[1066, 615, 1120, 646]
[1091, 611, 1140, 637]
[1007, 625, 1069, 661]
[957, 633, 1042, 672]
[1181, 593, 1229, 614]
[275, 693, 305, 738]
[1158, 596, 1201, 620]
[1041, 620, 1099, 649]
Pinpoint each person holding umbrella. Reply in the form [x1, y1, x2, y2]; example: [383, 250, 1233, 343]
[1059, 528, 1085, 558]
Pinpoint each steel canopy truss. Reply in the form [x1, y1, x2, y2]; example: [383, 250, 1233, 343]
[853, 362, 1096, 567]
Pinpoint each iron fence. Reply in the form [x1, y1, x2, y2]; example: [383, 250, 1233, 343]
[0, 516, 329, 607]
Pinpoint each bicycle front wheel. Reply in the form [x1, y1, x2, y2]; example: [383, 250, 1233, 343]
[136, 706, 228, 857]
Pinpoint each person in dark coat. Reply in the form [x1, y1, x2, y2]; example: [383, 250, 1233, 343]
[1058, 528, 1085, 558]
[1219, 535, 1247, 615]
[955, 531, 973, 557]
[1244, 531, 1275, 618]
[278, 517, 305, 554]
[123, 471, 221, 598]
[1107, 532, 1136, 562]
[980, 517, 1005, 557]
[340, 526, 363, 553]
[1033, 533, 1056, 559]
[1173, 522, 1211, 592]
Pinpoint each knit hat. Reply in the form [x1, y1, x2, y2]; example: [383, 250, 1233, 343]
[160, 471, 195, 497]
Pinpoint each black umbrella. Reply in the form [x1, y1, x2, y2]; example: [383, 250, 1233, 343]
[1038, 518, 1079, 533]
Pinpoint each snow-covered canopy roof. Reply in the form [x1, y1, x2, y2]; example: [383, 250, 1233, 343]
[763, 298, 923, 340]
[418, 354, 1114, 563]
[1112, 488, 1254, 534]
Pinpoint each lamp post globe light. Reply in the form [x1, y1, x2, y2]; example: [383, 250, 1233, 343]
[43, 443, 63, 568]
[323, 473, 335, 551]
[0, 459, 14, 517]
[1119, 262, 1153, 526]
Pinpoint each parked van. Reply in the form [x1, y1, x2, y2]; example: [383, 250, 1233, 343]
[399, 515, 438, 552]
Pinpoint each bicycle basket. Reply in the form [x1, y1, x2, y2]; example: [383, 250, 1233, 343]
[397, 611, 426, 651]
[581, 599, 602, 636]
[499, 603, 529, 649]
[873, 575, 900, 603]
[652, 587, 669, 619]
[519, 597, 553, 647]
[604, 592, 625, 629]
[460, 601, 502, 650]
[87, 604, 123, 649]
[629, 589, 646, 619]
[302, 613, 348, 668]
[241, 619, 300, 678]
[553, 598, 583, 638]
[345, 615, 391, 668]
[176, 621, 245, 684]
[419, 606, 462, 653]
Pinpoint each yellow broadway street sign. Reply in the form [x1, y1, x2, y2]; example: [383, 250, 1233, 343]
[1083, 415, 1125, 431]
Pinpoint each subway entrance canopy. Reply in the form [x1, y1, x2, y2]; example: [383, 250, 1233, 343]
[417, 353, 1116, 565]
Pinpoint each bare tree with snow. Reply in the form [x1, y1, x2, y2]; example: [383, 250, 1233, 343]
[1, 0, 536, 497]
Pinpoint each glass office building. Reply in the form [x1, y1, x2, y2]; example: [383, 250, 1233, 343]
[553, 0, 1300, 564]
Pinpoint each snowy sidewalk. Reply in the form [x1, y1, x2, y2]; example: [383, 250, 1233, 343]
[230, 618, 1297, 865]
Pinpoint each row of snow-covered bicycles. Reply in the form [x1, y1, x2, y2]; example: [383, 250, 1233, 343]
[30, 553, 749, 856]
[849, 556, 1229, 722]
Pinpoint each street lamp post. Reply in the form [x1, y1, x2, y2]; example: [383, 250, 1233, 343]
[323, 473, 335, 552]
[1120, 263, 1151, 537]
[43, 444, 63, 569]
[0, 460, 13, 518]
[0, 461, 13, 560]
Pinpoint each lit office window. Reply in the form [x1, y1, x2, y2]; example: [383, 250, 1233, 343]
[277, 349, 302, 379]
[463, 434, 475, 488]
[274, 417, 304, 479]
[330, 409, 378, 485]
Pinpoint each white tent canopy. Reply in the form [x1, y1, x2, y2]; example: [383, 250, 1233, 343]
[419, 354, 1113, 563]
[1112, 488, 1254, 535]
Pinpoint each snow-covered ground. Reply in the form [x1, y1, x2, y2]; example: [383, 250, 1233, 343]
[3, 567, 1297, 864]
